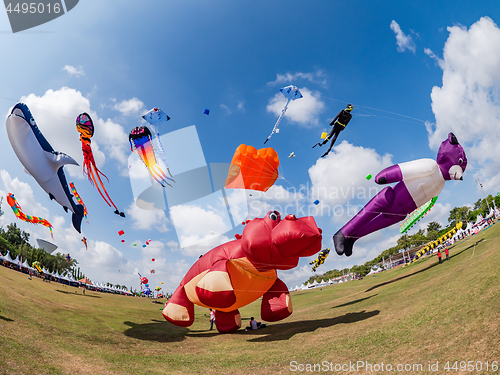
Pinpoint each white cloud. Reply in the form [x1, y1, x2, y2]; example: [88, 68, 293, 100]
[168, 198, 242, 256]
[390, 20, 416, 53]
[412, 202, 452, 232]
[220, 101, 245, 115]
[63, 65, 85, 77]
[424, 48, 441, 63]
[267, 70, 328, 88]
[165, 240, 180, 251]
[308, 141, 393, 222]
[244, 184, 309, 219]
[170, 204, 230, 236]
[19, 87, 129, 178]
[125, 199, 170, 233]
[93, 116, 129, 165]
[427, 17, 500, 192]
[266, 87, 325, 127]
[113, 98, 144, 116]
[169, 204, 233, 254]
[220, 104, 230, 114]
[139, 240, 165, 257]
[279, 265, 315, 288]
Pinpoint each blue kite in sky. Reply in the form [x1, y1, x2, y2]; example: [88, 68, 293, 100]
[264, 85, 303, 144]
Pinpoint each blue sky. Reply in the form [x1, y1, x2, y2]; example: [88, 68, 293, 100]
[1, 1, 500, 292]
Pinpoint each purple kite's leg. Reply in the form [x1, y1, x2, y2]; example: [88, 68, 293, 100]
[349, 212, 403, 239]
[375, 165, 403, 184]
[333, 183, 417, 256]
[343, 187, 396, 238]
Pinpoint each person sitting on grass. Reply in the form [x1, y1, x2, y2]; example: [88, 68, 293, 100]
[245, 317, 266, 331]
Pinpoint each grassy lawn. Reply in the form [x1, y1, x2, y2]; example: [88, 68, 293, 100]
[1, 223, 499, 374]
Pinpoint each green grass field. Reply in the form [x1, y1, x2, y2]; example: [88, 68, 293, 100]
[1, 224, 499, 374]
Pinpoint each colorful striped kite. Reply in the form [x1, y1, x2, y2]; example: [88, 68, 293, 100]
[69, 182, 88, 223]
[7, 193, 53, 238]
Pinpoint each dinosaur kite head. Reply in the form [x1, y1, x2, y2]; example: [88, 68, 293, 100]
[241, 211, 322, 271]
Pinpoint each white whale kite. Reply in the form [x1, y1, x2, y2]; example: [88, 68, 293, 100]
[5, 103, 85, 233]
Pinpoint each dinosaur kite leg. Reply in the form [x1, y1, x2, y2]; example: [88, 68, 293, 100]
[214, 309, 241, 333]
[163, 285, 195, 327]
[261, 278, 292, 322]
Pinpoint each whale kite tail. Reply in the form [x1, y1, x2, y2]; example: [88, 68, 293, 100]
[72, 204, 85, 233]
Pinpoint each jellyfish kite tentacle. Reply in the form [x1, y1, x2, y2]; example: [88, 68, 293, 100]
[134, 139, 173, 187]
[142, 107, 173, 178]
[129, 125, 175, 187]
[76, 113, 125, 217]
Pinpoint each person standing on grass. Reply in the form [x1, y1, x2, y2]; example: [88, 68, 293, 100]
[209, 309, 216, 330]
[445, 248, 449, 261]
[437, 249, 442, 264]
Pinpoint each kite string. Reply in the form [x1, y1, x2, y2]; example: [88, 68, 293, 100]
[152, 127, 170, 170]
[322, 95, 427, 124]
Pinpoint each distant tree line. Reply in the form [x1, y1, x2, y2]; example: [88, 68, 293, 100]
[0, 208, 133, 288]
[305, 194, 499, 284]
[0, 222, 77, 276]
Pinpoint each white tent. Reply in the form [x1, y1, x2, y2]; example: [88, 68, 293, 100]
[309, 280, 319, 288]
[22, 260, 35, 271]
[485, 208, 494, 219]
[4, 252, 14, 263]
[67, 274, 78, 283]
[465, 221, 473, 232]
[475, 214, 484, 225]
[12, 255, 21, 266]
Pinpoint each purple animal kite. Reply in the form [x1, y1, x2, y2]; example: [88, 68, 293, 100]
[333, 132, 467, 257]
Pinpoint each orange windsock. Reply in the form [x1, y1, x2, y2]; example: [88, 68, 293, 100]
[225, 144, 279, 192]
